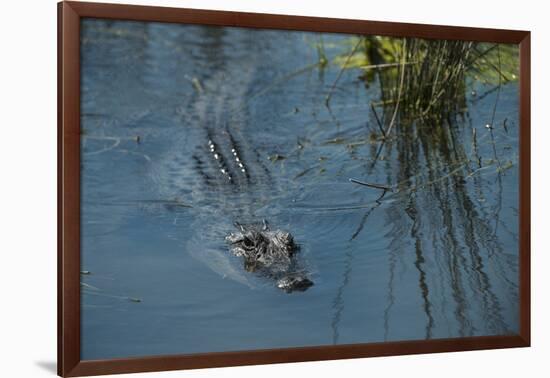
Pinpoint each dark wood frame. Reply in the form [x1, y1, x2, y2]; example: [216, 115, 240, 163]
[58, 1, 531, 376]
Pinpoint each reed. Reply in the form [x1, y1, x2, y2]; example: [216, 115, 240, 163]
[367, 37, 473, 125]
[330, 36, 519, 133]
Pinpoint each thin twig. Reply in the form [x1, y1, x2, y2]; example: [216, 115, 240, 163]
[464, 44, 498, 70]
[350, 189, 387, 240]
[370, 102, 386, 137]
[488, 45, 503, 172]
[325, 37, 363, 107]
[358, 61, 418, 70]
[472, 45, 510, 82]
[384, 39, 407, 136]
[368, 139, 386, 170]
[349, 178, 393, 191]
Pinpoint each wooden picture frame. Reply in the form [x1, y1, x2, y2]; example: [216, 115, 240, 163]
[58, 1, 531, 376]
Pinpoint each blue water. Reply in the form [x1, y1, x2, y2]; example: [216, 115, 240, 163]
[80, 19, 520, 359]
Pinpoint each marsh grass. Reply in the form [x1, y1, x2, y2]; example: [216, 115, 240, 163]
[328, 36, 519, 133]
[365, 37, 475, 129]
[328, 37, 520, 337]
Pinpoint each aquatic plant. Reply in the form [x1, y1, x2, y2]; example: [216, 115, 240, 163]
[323, 35, 520, 340]
[330, 36, 519, 132]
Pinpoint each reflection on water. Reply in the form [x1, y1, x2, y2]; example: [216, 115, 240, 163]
[80, 19, 519, 360]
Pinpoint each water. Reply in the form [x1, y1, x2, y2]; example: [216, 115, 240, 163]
[80, 19, 519, 360]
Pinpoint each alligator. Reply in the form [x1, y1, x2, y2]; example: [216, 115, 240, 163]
[193, 128, 314, 293]
[226, 220, 313, 292]
[152, 102, 314, 293]
[150, 34, 314, 292]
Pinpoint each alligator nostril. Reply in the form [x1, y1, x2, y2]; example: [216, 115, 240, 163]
[277, 275, 314, 293]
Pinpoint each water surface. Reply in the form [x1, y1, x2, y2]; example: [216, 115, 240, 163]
[80, 19, 519, 359]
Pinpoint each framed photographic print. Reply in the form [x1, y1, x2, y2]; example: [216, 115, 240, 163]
[58, 1, 530, 376]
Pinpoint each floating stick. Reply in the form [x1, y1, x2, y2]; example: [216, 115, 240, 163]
[349, 178, 393, 191]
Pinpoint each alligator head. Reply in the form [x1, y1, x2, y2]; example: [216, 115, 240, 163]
[225, 220, 313, 292]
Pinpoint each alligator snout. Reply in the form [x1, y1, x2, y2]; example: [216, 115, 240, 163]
[226, 221, 313, 292]
[277, 274, 314, 292]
